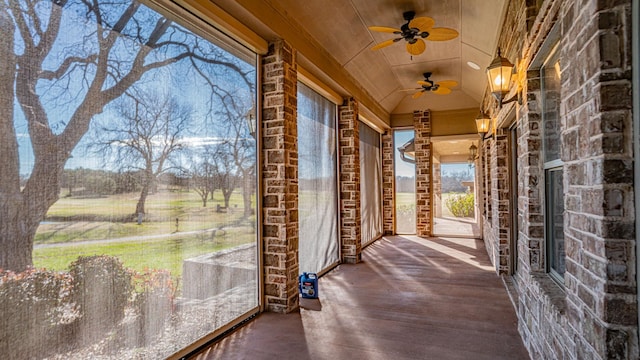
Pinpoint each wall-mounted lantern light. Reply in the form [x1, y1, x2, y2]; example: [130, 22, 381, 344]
[475, 112, 491, 140]
[245, 110, 256, 139]
[486, 47, 518, 108]
[469, 143, 478, 159]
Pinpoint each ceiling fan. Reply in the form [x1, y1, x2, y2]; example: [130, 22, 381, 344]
[369, 11, 459, 56]
[406, 72, 458, 99]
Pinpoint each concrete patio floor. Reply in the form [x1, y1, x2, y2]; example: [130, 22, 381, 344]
[191, 236, 530, 360]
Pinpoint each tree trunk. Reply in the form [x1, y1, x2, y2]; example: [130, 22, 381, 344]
[0, 195, 39, 272]
[242, 172, 253, 218]
[222, 188, 232, 208]
[0, 152, 65, 271]
[136, 170, 154, 216]
[136, 184, 149, 215]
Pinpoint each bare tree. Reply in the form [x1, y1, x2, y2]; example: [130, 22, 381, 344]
[0, 0, 254, 271]
[214, 94, 256, 218]
[188, 142, 236, 209]
[92, 91, 190, 216]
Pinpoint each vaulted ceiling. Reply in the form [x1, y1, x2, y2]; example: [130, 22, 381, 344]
[211, 0, 507, 120]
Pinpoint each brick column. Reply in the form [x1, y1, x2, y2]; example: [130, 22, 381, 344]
[493, 134, 510, 274]
[338, 98, 362, 263]
[413, 110, 432, 237]
[519, 70, 543, 273]
[381, 131, 394, 235]
[261, 40, 299, 313]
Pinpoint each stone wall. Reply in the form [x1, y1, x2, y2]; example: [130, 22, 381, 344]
[261, 40, 300, 313]
[382, 131, 395, 235]
[480, 0, 638, 358]
[414, 110, 432, 237]
[338, 98, 362, 263]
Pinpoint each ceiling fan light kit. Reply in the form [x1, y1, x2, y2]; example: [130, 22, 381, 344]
[369, 10, 458, 56]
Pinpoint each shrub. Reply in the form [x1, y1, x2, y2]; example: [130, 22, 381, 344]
[0, 268, 77, 359]
[131, 269, 176, 345]
[69, 255, 132, 345]
[445, 192, 475, 217]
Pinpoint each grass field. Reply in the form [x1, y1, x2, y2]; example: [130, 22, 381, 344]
[32, 188, 257, 277]
[33, 228, 254, 277]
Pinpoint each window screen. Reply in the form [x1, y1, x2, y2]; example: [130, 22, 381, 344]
[359, 121, 383, 246]
[1, 1, 259, 358]
[297, 82, 339, 274]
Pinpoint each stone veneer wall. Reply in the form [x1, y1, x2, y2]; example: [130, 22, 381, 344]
[338, 98, 362, 263]
[261, 40, 299, 313]
[482, 137, 498, 267]
[413, 110, 432, 237]
[493, 134, 510, 274]
[480, 0, 638, 358]
[382, 131, 395, 235]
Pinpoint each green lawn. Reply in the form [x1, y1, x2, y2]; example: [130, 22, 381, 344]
[37, 189, 254, 244]
[32, 188, 258, 280]
[34, 228, 255, 278]
[395, 192, 415, 207]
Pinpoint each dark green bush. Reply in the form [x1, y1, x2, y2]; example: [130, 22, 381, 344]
[445, 193, 475, 217]
[69, 255, 132, 344]
[0, 268, 77, 359]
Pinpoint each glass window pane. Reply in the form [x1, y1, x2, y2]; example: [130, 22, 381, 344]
[297, 82, 339, 274]
[394, 130, 416, 234]
[2, 1, 258, 358]
[542, 47, 561, 163]
[546, 168, 565, 279]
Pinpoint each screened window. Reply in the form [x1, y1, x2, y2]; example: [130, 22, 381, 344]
[297, 82, 339, 274]
[359, 121, 383, 246]
[541, 43, 565, 281]
[394, 129, 416, 234]
[1, 1, 258, 358]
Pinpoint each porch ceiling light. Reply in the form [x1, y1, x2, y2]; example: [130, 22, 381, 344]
[475, 112, 491, 140]
[486, 47, 514, 107]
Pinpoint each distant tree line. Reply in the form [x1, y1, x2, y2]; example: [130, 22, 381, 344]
[56, 168, 249, 202]
[396, 176, 415, 193]
[441, 169, 473, 193]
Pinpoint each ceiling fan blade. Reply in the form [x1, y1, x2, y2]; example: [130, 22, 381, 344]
[436, 80, 458, 88]
[406, 39, 426, 55]
[432, 87, 452, 95]
[412, 90, 425, 99]
[371, 39, 397, 50]
[417, 80, 432, 86]
[400, 87, 422, 92]
[368, 26, 401, 33]
[426, 27, 459, 41]
[408, 16, 435, 32]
